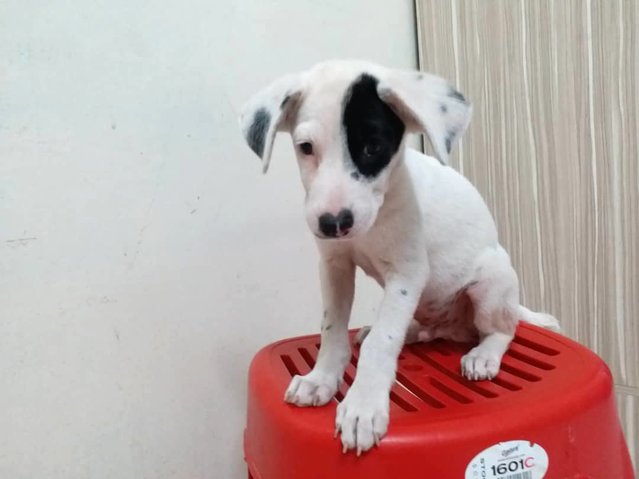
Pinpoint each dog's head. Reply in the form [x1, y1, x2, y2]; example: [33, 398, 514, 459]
[239, 60, 471, 240]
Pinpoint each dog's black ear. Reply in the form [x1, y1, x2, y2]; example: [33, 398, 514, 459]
[239, 73, 303, 173]
[376, 70, 472, 164]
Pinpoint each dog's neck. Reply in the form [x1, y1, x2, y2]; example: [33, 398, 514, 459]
[346, 143, 423, 272]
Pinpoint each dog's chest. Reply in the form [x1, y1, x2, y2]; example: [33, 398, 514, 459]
[351, 249, 389, 287]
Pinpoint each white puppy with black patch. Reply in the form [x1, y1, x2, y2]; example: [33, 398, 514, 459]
[239, 60, 559, 455]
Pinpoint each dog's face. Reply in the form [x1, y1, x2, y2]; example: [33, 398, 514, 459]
[240, 60, 472, 240]
[292, 68, 406, 239]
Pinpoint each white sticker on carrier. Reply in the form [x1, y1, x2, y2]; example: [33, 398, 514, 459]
[464, 440, 549, 479]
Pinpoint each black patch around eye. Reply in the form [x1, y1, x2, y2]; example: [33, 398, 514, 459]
[247, 108, 271, 158]
[342, 74, 405, 178]
[363, 141, 382, 156]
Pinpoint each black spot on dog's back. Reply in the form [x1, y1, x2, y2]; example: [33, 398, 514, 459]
[247, 108, 270, 158]
[342, 74, 405, 178]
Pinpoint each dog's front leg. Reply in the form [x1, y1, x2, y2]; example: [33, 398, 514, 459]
[336, 273, 425, 455]
[284, 256, 355, 407]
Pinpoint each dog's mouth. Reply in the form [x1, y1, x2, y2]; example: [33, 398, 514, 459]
[313, 230, 354, 240]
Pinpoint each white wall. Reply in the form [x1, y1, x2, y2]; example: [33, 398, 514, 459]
[0, 1, 416, 477]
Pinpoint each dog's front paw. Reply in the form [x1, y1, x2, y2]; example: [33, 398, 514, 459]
[336, 386, 389, 455]
[461, 347, 501, 380]
[284, 371, 340, 407]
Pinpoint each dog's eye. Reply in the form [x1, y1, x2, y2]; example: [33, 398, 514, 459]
[363, 141, 382, 157]
[299, 142, 314, 155]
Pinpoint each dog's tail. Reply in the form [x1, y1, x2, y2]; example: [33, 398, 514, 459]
[518, 305, 561, 332]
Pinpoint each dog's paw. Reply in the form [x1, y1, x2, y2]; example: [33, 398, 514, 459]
[461, 347, 501, 380]
[284, 371, 340, 407]
[335, 386, 389, 455]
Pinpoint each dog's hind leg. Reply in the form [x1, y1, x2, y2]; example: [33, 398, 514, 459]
[461, 245, 521, 381]
[353, 326, 371, 345]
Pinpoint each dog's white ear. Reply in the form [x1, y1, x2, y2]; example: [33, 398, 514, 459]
[239, 73, 303, 173]
[377, 70, 472, 164]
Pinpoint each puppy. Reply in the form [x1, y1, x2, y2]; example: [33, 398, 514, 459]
[239, 60, 559, 455]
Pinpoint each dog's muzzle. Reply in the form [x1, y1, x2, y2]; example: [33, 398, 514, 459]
[318, 209, 354, 238]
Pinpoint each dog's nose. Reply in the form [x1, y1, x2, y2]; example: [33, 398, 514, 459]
[318, 209, 354, 237]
